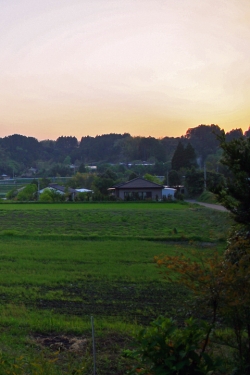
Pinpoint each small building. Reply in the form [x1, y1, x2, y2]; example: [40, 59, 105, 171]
[109, 177, 163, 201]
[1, 174, 10, 180]
[28, 167, 37, 174]
[39, 183, 78, 201]
[75, 188, 93, 193]
[162, 187, 176, 200]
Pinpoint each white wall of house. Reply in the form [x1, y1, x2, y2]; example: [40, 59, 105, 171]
[162, 188, 176, 199]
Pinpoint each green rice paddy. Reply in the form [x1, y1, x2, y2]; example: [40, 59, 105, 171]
[0, 202, 231, 374]
[0, 201, 231, 241]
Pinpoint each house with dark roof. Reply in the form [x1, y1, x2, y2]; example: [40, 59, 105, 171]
[109, 177, 164, 201]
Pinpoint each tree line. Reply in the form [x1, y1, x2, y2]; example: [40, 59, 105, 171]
[0, 124, 248, 177]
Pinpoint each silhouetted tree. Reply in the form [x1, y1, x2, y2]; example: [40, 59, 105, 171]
[184, 143, 197, 168]
[168, 170, 180, 186]
[55, 136, 78, 162]
[171, 142, 185, 171]
[185, 124, 221, 164]
[244, 127, 250, 138]
[186, 168, 224, 196]
[0, 134, 41, 165]
[78, 163, 86, 173]
[214, 131, 250, 225]
[225, 128, 243, 142]
[128, 172, 138, 181]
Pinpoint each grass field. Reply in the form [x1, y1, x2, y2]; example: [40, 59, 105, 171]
[0, 201, 231, 241]
[0, 202, 232, 374]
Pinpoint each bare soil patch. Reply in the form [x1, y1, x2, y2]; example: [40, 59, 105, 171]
[33, 333, 88, 353]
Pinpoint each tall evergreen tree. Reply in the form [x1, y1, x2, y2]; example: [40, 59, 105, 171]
[184, 143, 197, 168]
[171, 142, 185, 171]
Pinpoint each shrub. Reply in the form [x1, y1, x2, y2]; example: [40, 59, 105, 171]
[16, 184, 37, 201]
[124, 316, 222, 375]
[39, 189, 65, 202]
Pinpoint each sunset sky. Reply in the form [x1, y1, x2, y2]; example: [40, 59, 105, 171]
[0, 0, 250, 141]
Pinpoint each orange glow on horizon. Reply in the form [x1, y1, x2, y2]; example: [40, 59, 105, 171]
[0, 0, 250, 141]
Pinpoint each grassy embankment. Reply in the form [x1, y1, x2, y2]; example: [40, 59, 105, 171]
[197, 190, 219, 204]
[0, 201, 232, 374]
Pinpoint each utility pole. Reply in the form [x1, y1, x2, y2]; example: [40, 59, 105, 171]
[91, 316, 97, 375]
[204, 163, 207, 190]
[37, 179, 40, 200]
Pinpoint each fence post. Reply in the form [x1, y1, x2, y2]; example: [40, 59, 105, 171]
[91, 316, 97, 375]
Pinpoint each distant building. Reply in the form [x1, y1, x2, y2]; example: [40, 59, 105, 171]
[39, 183, 78, 201]
[162, 187, 176, 200]
[28, 167, 37, 174]
[1, 174, 10, 180]
[109, 177, 163, 201]
[75, 188, 93, 193]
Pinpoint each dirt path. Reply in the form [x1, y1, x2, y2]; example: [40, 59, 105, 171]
[185, 199, 229, 212]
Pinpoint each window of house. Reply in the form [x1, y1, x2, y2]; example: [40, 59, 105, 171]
[124, 191, 152, 200]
